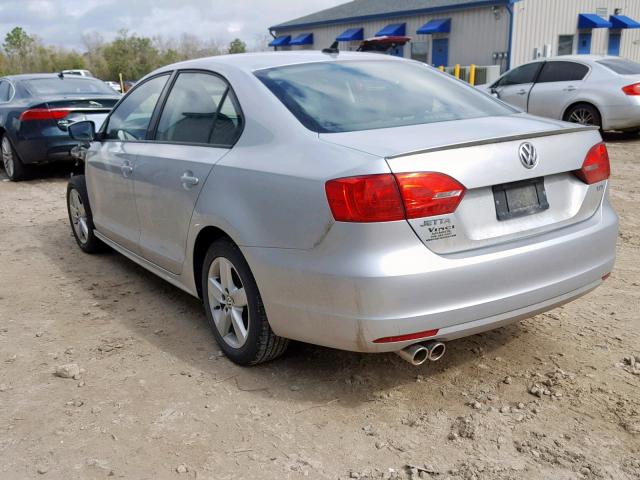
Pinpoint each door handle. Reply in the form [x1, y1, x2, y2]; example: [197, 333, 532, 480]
[564, 85, 577, 92]
[517, 89, 527, 95]
[181, 172, 199, 188]
[120, 162, 133, 177]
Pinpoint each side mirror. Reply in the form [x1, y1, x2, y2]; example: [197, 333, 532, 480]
[68, 120, 96, 142]
[490, 86, 499, 98]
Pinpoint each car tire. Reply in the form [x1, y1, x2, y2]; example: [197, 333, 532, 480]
[202, 239, 289, 365]
[1, 134, 27, 181]
[66, 175, 105, 253]
[565, 103, 602, 130]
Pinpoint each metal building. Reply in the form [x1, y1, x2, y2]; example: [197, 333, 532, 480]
[269, 0, 640, 71]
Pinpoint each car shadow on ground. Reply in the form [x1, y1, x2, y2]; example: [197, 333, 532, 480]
[36, 213, 535, 408]
[602, 130, 640, 143]
[0, 162, 80, 183]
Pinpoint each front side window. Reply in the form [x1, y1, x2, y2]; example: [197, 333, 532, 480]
[255, 61, 515, 134]
[497, 63, 542, 87]
[155, 72, 242, 145]
[537, 61, 589, 83]
[558, 35, 574, 56]
[105, 74, 169, 141]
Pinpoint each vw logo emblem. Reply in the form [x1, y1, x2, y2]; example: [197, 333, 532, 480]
[519, 142, 538, 169]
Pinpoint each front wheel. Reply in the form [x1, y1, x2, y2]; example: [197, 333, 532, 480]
[565, 104, 602, 130]
[1, 135, 27, 181]
[202, 239, 289, 365]
[66, 175, 105, 253]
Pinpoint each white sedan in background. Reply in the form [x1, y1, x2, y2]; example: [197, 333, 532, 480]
[481, 56, 640, 131]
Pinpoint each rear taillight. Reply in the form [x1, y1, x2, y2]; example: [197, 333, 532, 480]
[325, 172, 466, 223]
[394, 172, 465, 219]
[622, 83, 640, 96]
[325, 174, 405, 222]
[19, 108, 70, 121]
[574, 142, 610, 184]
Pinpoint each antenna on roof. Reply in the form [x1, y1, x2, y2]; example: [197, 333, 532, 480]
[322, 41, 339, 55]
[58, 71, 64, 79]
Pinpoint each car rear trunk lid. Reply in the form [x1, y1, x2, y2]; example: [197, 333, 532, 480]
[320, 115, 606, 254]
[33, 96, 119, 130]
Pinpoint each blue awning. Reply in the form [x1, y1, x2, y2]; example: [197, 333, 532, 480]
[336, 27, 364, 42]
[578, 13, 613, 29]
[269, 35, 291, 47]
[375, 23, 406, 37]
[417, 18, 451, 34]
[290, 33, 314, 45]
[610, 15, 640, 29]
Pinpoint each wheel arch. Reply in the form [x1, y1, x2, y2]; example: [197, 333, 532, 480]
[192, 225, 236, 299]
[562, 101, 602, 125]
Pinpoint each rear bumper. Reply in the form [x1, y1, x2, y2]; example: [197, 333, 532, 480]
[245, 199, 618, 353]
[601, 103, 640, 130]
[16, 132, 78, 165]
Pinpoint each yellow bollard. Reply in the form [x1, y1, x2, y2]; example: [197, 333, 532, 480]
[119, 73, 125, 93]
[469, 64, 476, 86]
[454, 64, 460, 79]
[438, 65, 445, 72]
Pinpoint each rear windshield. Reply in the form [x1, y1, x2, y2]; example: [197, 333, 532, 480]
[255, 60, 515, 133]
[23, 77, 116, 96]
[597, 58, 640, 75]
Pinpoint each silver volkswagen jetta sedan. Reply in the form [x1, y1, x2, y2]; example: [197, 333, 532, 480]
[65, 52, 618, 366]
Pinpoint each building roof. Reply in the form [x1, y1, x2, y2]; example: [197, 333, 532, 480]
[271, 0, 514, 31]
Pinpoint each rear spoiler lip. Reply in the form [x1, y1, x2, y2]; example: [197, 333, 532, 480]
[385, 125, 600, 160]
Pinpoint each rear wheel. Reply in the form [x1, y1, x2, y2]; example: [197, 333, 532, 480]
[565, 103, 602, 130]
[66, 175, 105, 253]
[1, 135, 27, 181]
[202, 239, 289, 365]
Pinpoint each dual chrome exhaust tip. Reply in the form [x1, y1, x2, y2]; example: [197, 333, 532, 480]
[396, 341, 446, 365]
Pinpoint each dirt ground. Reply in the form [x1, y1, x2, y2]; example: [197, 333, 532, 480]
[0, 134, 638, 480]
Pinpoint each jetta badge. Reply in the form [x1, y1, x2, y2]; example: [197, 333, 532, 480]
[519, 142, 538, 169]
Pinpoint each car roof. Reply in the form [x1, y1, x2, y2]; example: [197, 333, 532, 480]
[523, 55, 621, 65]
[152, 50, 405, 75]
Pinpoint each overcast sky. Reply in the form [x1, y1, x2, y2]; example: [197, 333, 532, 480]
[0, 0, 345, 50]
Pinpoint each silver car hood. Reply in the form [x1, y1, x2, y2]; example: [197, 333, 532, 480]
[318, 113, 580, 158]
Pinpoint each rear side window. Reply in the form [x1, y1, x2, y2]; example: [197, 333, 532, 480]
[156, 72, 242, 146]
[0, 80, 12, 102]
[597, 58, 640, 75]
[105, 74, 169, 141]
[537, 61, 589, 83]
[23, 77, 115, 96]
[497, 63, 542, 86]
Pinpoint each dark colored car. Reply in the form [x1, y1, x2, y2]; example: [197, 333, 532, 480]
[0, 73, 120, 181]
[357, 36, 411, 54]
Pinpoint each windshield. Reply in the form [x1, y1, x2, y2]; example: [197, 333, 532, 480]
[597, 58, 640, 75]
[255, 60, 515, 133]
[23, 77, 116, 96]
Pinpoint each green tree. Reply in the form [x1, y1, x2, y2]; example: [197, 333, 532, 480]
[228, 38, 246, 54]
[3, 26, 34, 72]
[102, 30, 160, 80]
[3, 27, 33, 58]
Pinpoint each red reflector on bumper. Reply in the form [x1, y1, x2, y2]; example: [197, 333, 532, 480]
[373, 329, 439, 344]
[602, 273, 611, 281]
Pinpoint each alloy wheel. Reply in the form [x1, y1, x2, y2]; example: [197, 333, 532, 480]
[568, 108, 595, 126]
[1, 137, 14, 178]
[69, 189, 89, 244]
[207, 257, 249, 348]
